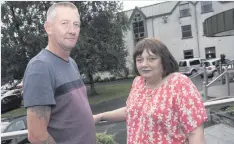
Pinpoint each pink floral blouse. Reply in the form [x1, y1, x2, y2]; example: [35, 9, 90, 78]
[126, 72, 207, 144]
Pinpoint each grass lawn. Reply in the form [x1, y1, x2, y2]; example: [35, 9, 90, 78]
[1, 81, 132, 118]
[88, 83, 131, 105]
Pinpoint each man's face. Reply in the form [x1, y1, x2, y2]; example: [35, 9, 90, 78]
[49, 7, 80, 51]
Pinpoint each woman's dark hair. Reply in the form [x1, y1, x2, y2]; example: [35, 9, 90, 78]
[133, 37, 179, 77]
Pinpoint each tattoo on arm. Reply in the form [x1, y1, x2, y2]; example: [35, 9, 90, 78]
[41, 134, 56, 144]
[30, 106, 51, 123]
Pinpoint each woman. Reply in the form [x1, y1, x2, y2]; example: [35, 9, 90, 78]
[94, 38, 207, 144]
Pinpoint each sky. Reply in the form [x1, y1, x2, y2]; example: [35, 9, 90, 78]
[122, 0, 165, 11]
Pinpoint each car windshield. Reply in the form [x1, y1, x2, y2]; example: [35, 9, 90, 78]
[203, 62, 210, 67]
[212, 60, 219, 66]
[4, 120, 26, 133]
[179, 61, 187, 67]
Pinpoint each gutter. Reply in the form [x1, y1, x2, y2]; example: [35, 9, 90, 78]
[194, 3, 201, 57]
[152, 18, 155, 37]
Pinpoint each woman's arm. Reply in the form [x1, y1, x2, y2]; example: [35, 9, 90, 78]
[188, 125, 205, 144]
[93, 107, 126, 124]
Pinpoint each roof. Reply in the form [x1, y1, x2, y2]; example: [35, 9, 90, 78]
[124, 1, 179, 19]
[123, 1, 232, 21]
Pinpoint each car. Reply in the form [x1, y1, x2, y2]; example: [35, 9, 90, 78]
[1, 115, 29, 144]
[200, 58, 234, 79]
[178, 58, 205, 76]
[200, 58, 219, 78]
[1, 90, 22, 113]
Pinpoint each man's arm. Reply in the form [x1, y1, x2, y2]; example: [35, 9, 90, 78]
[27, 106, 56, 144]
[188, 125, 205, 144]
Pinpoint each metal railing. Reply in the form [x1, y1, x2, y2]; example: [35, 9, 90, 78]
[2, 98, 234, 143]
[202, 62, 233, 101]
[1, 130, 28, 141]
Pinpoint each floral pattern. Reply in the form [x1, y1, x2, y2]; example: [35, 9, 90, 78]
[126, 72, 207, 144]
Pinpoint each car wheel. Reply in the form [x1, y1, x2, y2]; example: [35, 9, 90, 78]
[191, 70, 197, 76]
[212, 70, 217, 77]
[200, 75, 204, 79]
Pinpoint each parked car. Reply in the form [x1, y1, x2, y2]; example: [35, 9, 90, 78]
[1, 90, 22, 113]
[200, 58, 219, 78]
[179, 58, 205, 76]
[1, 115, 29, 144]
[200, 58, 234, 78]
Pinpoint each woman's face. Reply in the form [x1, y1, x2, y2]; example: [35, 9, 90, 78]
[136, 48, 163, 80]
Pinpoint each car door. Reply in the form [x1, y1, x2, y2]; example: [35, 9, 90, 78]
[2, 119, 29, 144]
[189, 59, 201, 72]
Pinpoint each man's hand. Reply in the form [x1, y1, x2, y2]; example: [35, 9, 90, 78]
[93, 114, 103, 124]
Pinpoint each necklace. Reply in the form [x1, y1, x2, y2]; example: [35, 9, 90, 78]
[144, 78, 162, 98]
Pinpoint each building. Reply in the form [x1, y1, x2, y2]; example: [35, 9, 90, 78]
[123, 1, 234, 74]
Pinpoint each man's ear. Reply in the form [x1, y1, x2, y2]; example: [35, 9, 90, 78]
[44, 21, 52, 35]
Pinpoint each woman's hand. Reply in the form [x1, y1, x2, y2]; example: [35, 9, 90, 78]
[93, 114, 103, 124]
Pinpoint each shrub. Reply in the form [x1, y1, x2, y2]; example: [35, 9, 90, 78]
[95, 76, 101, 83]
[123, 67, 129, 79]
[103, 78, 109, 82]
[96, 133, 116, 144]
[109, 77, 116, 81]
[226, 106, 234, 116]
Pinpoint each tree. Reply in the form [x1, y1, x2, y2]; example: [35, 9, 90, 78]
[71, 1, 129, 96]
[1, 1, 129, 97]
[1, 1, 53, 84]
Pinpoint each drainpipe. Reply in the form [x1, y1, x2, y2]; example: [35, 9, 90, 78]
[194, 3, 201, 57]
[152, 18, 155, 37]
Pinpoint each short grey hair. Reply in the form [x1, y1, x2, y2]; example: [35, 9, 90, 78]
[46, 2, 78, 21]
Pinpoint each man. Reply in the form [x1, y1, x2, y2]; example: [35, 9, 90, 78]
[23, 2, 96, 144]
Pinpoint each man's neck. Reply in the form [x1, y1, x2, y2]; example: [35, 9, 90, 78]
[47, 42, 70, 61]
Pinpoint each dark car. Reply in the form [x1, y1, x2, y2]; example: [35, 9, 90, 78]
[1, 115, 29, 144]
[1, 90, 22, 113]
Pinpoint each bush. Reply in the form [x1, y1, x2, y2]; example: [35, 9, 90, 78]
[226, 106, 234, 116]
[103, 77, 109, 82]
[123, 67, 129, 79]
[109, 77, 116, 81]
[95, 76, 101, 83]
[96, 133, 116, 144]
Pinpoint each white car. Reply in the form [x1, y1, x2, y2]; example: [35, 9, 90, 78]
[201, 58, 233, 78]
[179, 58, 205, 76]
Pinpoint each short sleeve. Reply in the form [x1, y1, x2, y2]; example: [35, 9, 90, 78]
[23, 60, 56, 108]
[175, 74, 208, 134]
[126, 76, 140, 104]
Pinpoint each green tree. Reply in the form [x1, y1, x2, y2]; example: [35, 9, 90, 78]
[1, 1, 53, 84]
[72, 1, 129, 96]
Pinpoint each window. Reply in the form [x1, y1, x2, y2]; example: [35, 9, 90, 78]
[181, 25, 192, 38]
[180, 3, 190, 17]
[203, 22, 207, 35]
[205, 47, 216, 59]
[132, 12, 145, 44]
[201, 1, 213, 13]
[189, 60, 200, 66]
[184, 49, 194, 59]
